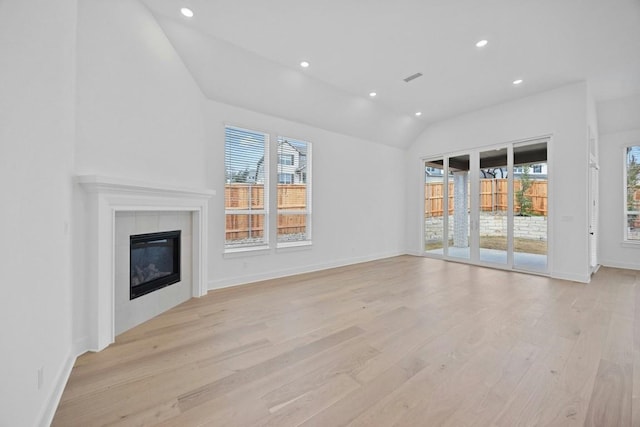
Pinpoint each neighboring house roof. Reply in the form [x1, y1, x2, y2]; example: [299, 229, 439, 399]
[280, 139, 307, 172]
[280, 139, 307, 156]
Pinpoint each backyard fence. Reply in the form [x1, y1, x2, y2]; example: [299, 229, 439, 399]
[225, 184, 307, 240]
[425, 179, 547, 217]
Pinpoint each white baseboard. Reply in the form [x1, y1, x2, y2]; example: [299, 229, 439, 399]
[73, 337, 92, 356]
[39, 352, 76, 427]
[599, 259, 640, 271]
[551, 270, 591, 283]
[208, 251, 405, 291]
[405, 249, 423, 257]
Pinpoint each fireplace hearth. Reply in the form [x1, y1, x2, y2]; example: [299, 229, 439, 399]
[130, 230, 181, 299]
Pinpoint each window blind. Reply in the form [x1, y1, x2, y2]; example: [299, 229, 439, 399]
[224, 126, 269, 249]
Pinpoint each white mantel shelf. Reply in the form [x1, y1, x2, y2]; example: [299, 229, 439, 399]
[77, 175, 216, 198]
[78, 175, 215, 352]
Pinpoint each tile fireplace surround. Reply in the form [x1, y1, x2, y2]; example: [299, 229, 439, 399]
[78, 176, 215, 351]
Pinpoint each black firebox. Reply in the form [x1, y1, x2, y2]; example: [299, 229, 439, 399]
[130, 230, 181, 300]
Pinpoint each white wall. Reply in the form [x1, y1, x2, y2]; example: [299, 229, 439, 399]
[73, 0, 209, 348]
[204, 100, 407, 289]
[74, 0, 207, 188]
[73, 0, 406, 344]
[598, 94, 640, 136]
[598, 94, 640, 269]
[0, 0, 77, 425]
[587, 87, 599, 158]
[405, 83, 591, 282]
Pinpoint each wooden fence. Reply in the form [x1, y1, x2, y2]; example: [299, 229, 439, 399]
[225, 184, 307, 240]
[425, 179, 547, 217]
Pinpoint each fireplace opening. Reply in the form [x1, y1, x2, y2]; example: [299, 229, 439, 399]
[130, 230, 181, 300]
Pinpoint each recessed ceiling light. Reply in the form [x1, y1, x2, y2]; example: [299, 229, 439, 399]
[476, 39, 488, 48]
[180, 7, 194, 18]
[300, 61, 310, 68]
[369, 92, 377, 98]
[415, 112, 422, 117]
[513, 79, 523, 85]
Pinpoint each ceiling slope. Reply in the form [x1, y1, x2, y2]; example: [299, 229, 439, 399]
[144, 0, 640, 148]
[154, 15, 427, 147]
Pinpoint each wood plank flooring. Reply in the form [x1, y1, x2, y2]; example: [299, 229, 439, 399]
[53, 256, 640, 426]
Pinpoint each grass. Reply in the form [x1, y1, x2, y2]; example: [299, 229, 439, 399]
[425, 236, 547, 255]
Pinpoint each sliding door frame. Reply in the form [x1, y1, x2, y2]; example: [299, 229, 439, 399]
[421, 135, 552, 276]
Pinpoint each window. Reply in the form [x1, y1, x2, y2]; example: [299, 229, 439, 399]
[278, 137, 311, 246]
[224, 126, 269, 250]
[278, 173, 294, 184]
[278, 154, 294, 166]
[625, 145, 640, 242]
[532, 164, 542, 173]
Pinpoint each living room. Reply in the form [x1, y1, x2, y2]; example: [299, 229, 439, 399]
[2, 0, 640, 425]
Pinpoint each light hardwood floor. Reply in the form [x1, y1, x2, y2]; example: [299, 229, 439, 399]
[53, 256, 639, 426]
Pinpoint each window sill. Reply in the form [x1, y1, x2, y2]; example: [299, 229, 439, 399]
[622, 241, 640, 248]
[224, 245, 270, 257]
[277, 240, 312, 250]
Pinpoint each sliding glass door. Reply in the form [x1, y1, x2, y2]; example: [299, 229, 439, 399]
[424, 152, 473, 261]
[478, 147, 509, 265]
[423, 139, 549, 274]
[448, 154, 471, 260]
[424, 159, 446, 255]
[512, 141, 548, 272]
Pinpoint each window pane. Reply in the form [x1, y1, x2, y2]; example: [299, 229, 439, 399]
[278, 154, 294, 166]
[225, 126, 268, 249]
[278, 214, 307, 242]
[448, 154, 470, 260]
[225, 126, 267, 188]
[278, 173, 294, 184]
[479, 148, 508, 265]
[278, 137, 311, 243]
[424, 160, 445, 254]
[225, 214, 265, 248]
[627, 145, 640, 241]
[225, 184, 264, 210]
[513, 141, 548, 272]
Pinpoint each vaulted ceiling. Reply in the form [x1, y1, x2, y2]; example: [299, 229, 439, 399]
[142, 0, 640, 147]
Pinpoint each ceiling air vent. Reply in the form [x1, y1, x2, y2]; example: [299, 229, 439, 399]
[403, 72, 423, 83]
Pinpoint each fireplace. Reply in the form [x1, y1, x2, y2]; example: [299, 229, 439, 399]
[78, 175, 214, 351]
[130, 230, 181, 299]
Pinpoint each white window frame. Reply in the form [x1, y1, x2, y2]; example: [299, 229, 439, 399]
[624, 144, 640, 245]
[277, 137, 312, 248]
[224, 125, 270, 253]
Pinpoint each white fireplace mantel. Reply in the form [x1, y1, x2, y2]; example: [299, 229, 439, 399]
[78, 175, 215, 351]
